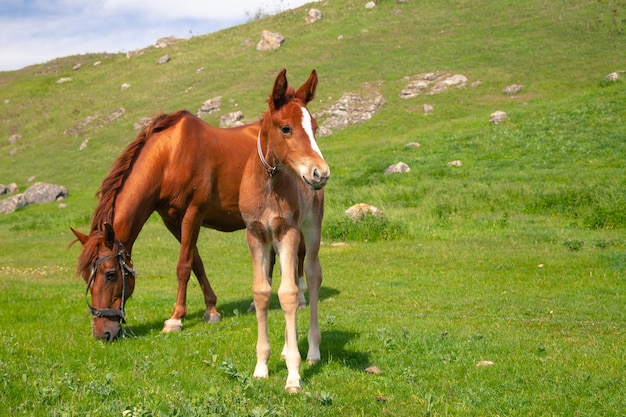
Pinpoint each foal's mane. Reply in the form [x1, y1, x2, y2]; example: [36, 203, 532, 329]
[90, 110, 191, 232]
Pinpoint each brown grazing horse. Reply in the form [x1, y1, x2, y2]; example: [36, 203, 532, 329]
[72, 108, 308, 341]
[240, 69, 329, 393]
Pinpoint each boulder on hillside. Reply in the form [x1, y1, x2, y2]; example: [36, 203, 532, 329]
[155, 36, 179, 48]
[502, 84, 524, 94]
[220, 111, 245, 128]
[399, 72, 470, 99]
[0, 194, 27, 214]
[490, 111, 508, 124]
[0, 182, 68, 214]
[384, 162, 410, 174]
[256, 30, 285, 51]
[317, 91, 385, 136]
[305, 9, 323, 23]
[198, 97, 222, 117]
[345, 203, 382, 219]
[23, 182, 68, 204]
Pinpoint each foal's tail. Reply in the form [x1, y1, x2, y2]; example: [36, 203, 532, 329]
[91, 110, 193, 230]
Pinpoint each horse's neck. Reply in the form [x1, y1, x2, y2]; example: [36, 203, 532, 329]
[109, 201, 151, 253]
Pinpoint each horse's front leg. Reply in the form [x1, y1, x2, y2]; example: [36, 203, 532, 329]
[163, 209, 203, 333]
[246, 227, 273, 380]
[276, 227, 303, 393]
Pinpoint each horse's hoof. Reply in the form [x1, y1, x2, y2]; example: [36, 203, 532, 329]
[162, 319, 183, 333]
[246, 302, 256, 313]
[203, 313, 221, 323]
[306, 357, 320, 365]
[253, 364, 269, 379]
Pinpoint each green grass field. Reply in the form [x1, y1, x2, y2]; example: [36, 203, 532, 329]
[1, 0, 625, 415]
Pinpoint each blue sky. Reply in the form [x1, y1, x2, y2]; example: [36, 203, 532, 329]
[0, 0, 311, 71]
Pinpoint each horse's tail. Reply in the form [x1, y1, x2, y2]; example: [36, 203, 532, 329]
[91, 110, 193, 231]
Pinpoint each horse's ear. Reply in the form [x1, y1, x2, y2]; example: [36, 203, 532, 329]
[295, 69, 318, 105]
[103, 223, 116, 250]
[270, 68, 289, 111]
[70, 227, 89, 245]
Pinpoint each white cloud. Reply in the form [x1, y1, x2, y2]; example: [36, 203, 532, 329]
[0, 0, 312, 71]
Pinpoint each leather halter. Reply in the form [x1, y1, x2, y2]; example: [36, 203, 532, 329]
[257, 131, 280, 177]
[85, 240, 136, 323]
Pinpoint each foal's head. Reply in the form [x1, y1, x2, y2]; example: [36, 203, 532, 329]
[263, 69, 330, 190]
[72, 224, 136, 341]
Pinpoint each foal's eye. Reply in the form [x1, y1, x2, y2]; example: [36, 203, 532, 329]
[280, 125, 292, 135]
[104, 270, 117, 282]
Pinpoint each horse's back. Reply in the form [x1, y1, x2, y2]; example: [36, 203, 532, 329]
[116, 112, 259, 233]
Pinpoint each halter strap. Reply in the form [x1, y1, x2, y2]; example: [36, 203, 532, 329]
[257, 131, 280, 177]
[85, 241, 136, 324]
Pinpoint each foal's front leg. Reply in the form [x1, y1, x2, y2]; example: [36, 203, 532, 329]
[246, 228, 273, 380]
[276, 228, 303, 393]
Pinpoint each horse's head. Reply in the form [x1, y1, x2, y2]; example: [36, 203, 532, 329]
[260, 68, 330, 190]
[72, 223, 136, 341]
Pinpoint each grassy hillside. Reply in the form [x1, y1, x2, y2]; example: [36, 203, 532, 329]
[1, 0, 625, 415]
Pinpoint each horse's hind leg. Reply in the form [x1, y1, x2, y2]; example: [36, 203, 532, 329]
[191, 247, 221, 323]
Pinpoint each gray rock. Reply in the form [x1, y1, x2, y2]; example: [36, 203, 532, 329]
[220, 111, 245, 128]
[490, 111, 508, 124]
[198, 97, 222, 117]
[502, 84, 524, 94]
[399, 72, 469, 99]
[305, 9, 323, 23]
[0, 194, 27, 214]
[23, 182, 68, 205]
[384, 162, 410, 175]
[317, 92, 385, 135]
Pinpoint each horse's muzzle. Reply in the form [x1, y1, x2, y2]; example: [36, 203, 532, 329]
[93, 318, 122, 342]
[303, 166, 330, 190]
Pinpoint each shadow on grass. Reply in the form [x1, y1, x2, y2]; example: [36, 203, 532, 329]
[302, 329, 369, 379]
[123, 285, 341, 338]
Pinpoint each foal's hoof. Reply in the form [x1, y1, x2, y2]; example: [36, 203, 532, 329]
[285, 384, 302, 394]
[306, 357, 320, 365]
[162, 319, 183, 333]
[203, 312, 221, 323]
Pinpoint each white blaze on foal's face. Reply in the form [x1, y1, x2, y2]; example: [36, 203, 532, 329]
[301, 107, 324, 159]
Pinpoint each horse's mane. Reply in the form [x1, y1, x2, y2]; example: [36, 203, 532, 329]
[90, 110, 192, 232]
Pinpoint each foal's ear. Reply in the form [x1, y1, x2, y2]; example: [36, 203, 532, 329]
[295, 69, 318, 105]
[103, 223, 116, 250]
[70, 227, 89, 245]
[270, 68, 289, 111]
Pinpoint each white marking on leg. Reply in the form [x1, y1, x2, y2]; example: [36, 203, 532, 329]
[301, 107, 324, 159]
